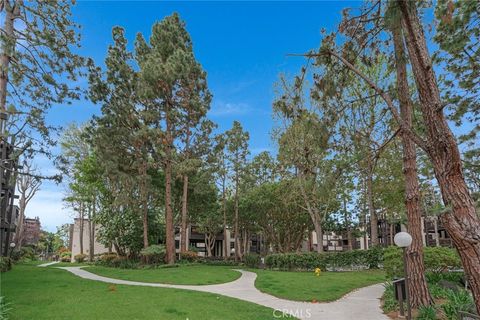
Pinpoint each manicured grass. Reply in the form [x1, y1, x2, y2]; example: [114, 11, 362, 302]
[254, 269, 386, 302]
[49, 262, 88, 267]
[87, 264, 241, 285]
[1, 264, 284, 320]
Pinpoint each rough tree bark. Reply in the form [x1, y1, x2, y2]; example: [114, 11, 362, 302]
[87, 206, 94, 261]
[397, 0, 480, 311]
[433, 217, 440, 247]
[164, 107, 175, 264]
[222, 176, 228, 259]
[141, 161, 149, 249]
[234, 170, 240, 261]
[180, 126, 190, 253]
[0, 0, 20, 133]
[344, 199, 353, 251]
[79, 202, 84, 255]
[366, 160, 379, 246]
[392, 23, 432, 307]
[14, 192, 25, 247]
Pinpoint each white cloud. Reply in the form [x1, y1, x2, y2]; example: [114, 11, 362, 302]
[24, 188, 74, 232]
[208, 101, 252, 116]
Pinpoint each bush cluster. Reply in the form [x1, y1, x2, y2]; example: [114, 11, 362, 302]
[264, 247, 383, 271]
[60, 251, 71, 262]
[179, 251, 198, 262]
[198, 257, 240, 266]
[383, 246, 461, 278]
[11, 246, 37, 262]
[94, 253, 139, 269]
[140, 245, 166, 264]
[442, 290, 477, 320]
[0, 257, 13, 272]
[74, 253, 88, 263]
[244, 253, 261, 268]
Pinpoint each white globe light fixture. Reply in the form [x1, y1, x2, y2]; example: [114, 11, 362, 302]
[394, 232, 412, 248]
[9, 242, 15, 249]
[393, 231, 413, 320]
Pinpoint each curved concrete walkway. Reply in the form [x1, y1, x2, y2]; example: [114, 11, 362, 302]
[38, 261, 60, 267]
[57, 266, 388, 320]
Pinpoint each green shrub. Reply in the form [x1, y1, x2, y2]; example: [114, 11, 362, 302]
[382, 282, 398, 313]
[383, 246, 403, 278]
[428, 283, 449, 299]
[0, 257, 12, 273]
[0, 296, 11, 319]
[199, 257, 240, 266]
[244, 253, 261, 268]
[110, 256, 139, 269]
[383, 246, 461, 278]
[265, 252, 326, 271]
[441, 290, 477, 320]
[264, 248, 382, 271]
[140, 245, 166, 264]
[365, 245, 383, 269]
[179, 251, 198, 262]
[188, 245, 199, 253]
[426, 272, 464, 286]
[10, 246, 37, 262]
[74, 253, 88, 263]
[423, 247, 461, 273]
[98, 253, 117, 263]
[60, 251, 71, 262]
[417, 305, 437, 320]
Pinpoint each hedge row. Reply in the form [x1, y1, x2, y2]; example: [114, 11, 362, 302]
[264, 246, 461, 273]
[383, 246, 461, 277]
[265, 247, 383, 271]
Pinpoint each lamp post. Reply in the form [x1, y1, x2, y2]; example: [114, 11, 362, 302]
[9, 242, 16, 257]
[394, 232, 412, 320]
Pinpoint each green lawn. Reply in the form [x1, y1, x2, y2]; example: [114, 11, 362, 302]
[87, 264, 241, 285]
[253, 269, 386, 302]
[1, 264, 284, 320]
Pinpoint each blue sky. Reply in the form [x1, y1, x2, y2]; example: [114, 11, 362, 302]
[32, 1, 358, 231]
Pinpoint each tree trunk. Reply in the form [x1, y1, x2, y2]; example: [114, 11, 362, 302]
[141, 162, 149, 249]
[79, 203, 84, 255]
[314, 221, 324, 253]
[392, 23, 432, 307]
[398, 1, 480, 312]
[390, 224, 394, 246]
[0, 1, 19, 134]
[88, 210, 93, 262]
[344, 199, 353, 251]
[433, 217, 440, 247]
[205, 235, 212, 257]
[234, 173, 240, 261]
[90, 196, 96, 260]
[181, 174, 189, 253]
[180, 126, 190, 253]
[222, 177, 228, 259]
[164, 111, 175, 264]
[14, 193, 26, 247]
[367, 164, 378, 246]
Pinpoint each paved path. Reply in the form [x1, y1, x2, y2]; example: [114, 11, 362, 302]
[58, 266, 388, 320]
[38, 261, 60, 267]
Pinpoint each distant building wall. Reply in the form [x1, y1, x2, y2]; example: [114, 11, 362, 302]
[23, 217, 41, 245]
[70, 218, 113, 261]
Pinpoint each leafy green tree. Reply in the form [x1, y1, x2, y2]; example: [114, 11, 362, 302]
[88, 26, 153, 250]
[225, 121, 249, 261]
[0, 0, 84, 164]
[135, 13, 205, 264]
